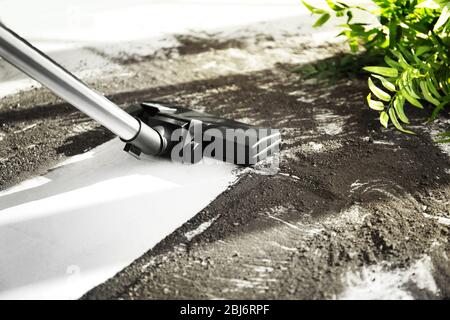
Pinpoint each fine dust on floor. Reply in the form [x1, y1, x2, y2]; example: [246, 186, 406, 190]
[340, 255, 441, 300]
[1, 26, 449, 299]
[85, 59, 448, 299]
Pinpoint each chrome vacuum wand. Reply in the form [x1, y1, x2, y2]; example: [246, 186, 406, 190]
[0, 24, 163, 156]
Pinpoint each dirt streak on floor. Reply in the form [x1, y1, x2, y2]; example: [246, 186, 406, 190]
[0, 32, 448, 299]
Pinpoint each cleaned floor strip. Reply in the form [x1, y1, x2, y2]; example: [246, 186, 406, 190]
[0, 139, 236, 299]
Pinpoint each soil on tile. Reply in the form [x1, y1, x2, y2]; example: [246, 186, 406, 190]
[0, 34, 448, 299]
[82, 67, 449, 299]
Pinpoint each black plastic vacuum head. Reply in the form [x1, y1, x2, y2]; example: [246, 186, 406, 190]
[123, 102, 281, 166]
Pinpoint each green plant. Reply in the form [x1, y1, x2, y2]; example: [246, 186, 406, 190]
[302, 0, 450, 139]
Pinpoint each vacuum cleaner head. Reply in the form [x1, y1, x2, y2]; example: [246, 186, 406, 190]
[124, 102, 281, 166]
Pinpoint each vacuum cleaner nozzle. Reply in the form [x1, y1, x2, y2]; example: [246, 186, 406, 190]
[124, 102, 281, 166]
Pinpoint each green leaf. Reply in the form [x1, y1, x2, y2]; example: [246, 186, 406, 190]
[430, 96, 450, 121]
[380, 111, 389, 128]
[336, 1, 349, 8]
[372, 74, 396, 91]
[393, 96, 409, 124]
[434, 3, 450, 31]
[400, 87, 424, 109]
[398, 44, 414, 63]
[349, 39, 359, 52]
[426, 76, 442, 99]
[363, 66, 398, 77]
[416, 0, 441, 10]
[389, 108, 415, 134]
[419, 81, 440, 106]
[368, 77, 391, 101]
[384, 55, 401, 69]
[415, 46, 432, 56]
[326, 0, 344, 11]
[391, 50, 411, 69]
[367, 93, 385, 111]
[313, 13, 331, 27]
[302, 1, 327, 14]
[401, 73, 421, 99]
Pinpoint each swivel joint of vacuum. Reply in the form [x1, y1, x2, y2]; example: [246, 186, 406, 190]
[122, 120, 170, 158]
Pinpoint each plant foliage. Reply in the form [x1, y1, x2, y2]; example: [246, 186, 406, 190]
[302, 0, 450, 136]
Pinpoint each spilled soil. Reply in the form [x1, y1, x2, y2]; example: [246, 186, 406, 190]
[0, 33, 449, 299]
[83, 67, 450, 300]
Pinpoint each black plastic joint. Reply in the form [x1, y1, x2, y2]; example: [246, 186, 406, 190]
[121, 119, 164, 156]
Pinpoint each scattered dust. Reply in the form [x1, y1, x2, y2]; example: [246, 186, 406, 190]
[422, 212, 450, 226]
[339, 256, 440, 300]
[71, 122, 98, 134]
[314, 112, 349, 136]
[13, 123, 37, 134]
[185, 215, 220, 241]
[1, 23, 448, 300]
